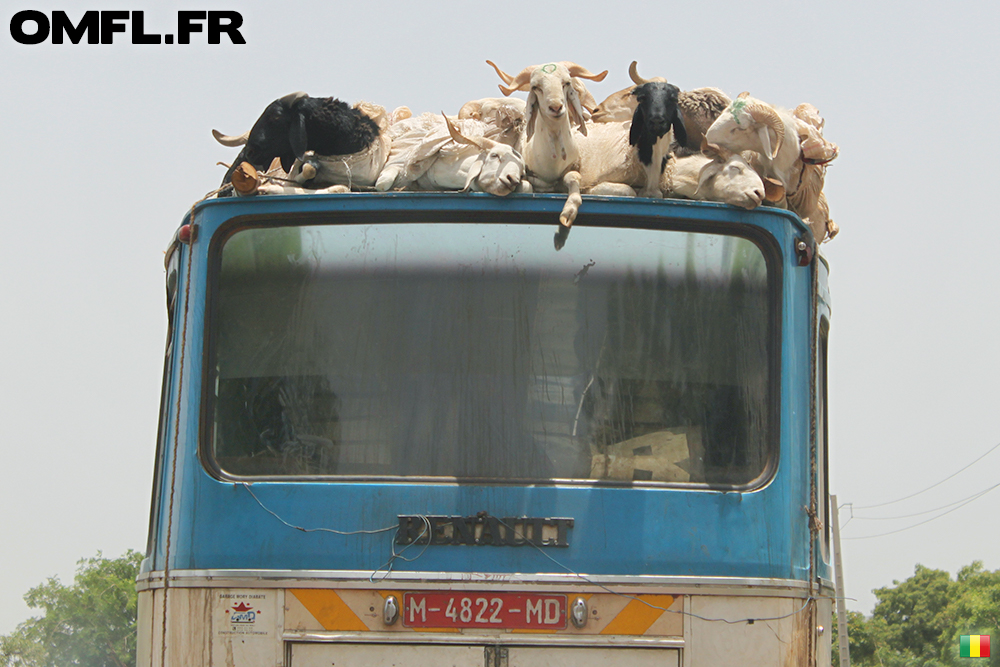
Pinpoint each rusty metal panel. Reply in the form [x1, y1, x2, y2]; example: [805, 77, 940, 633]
[687, 596, 812, 666]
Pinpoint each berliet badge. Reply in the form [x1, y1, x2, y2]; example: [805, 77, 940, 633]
[396, 515, 574, 547]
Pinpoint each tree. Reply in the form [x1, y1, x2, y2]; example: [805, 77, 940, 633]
[0, 550, 142, 667]
[833, 561, 1000, 667]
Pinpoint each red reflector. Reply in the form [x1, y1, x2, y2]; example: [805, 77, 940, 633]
[178, 224, 192, 244]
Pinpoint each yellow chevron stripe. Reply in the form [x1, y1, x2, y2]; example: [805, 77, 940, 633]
[600, 595, 674, 635]
[290, 589, 369, 631]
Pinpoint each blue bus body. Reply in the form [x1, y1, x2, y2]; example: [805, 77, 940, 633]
[138, 193, 833, 667]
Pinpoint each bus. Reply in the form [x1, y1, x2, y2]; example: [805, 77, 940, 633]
[137, 192, 833, 666]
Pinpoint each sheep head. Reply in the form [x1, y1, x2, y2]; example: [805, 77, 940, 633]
[487, 61, 607, 137]
[694, 139, 768, 209]
[444, 115, 524, 196]
[704, 92, 785, 160]
[220, 91, 310, 185]
[629, 81, 687, 163]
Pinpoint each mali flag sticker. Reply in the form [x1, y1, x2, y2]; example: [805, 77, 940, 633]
[960, 635, 991, 658]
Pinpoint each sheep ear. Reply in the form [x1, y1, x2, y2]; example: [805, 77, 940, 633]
[672, 110, 689, 149]
[757, 125, 773, 161]
[567, 86, 588, 136]
[694, 161, 716, 197]
[763, 177, 785, 203]
[629, 105, 645, 147]
[463, 158, 484, 191]
[289, 113, 308, 160]
[525, 91, 538, 142]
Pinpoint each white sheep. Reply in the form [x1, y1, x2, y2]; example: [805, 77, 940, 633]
[375, 113, 526, 196]
[457, 97, 526, 149]
[705, 93, 839, 241]
[662, 141, 783, 210]
[489, 60, 608, 243]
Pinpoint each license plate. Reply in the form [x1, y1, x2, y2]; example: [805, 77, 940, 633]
[402, 592, 567, 629]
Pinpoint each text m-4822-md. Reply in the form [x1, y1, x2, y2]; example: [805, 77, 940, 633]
[10, 11, 245, 45]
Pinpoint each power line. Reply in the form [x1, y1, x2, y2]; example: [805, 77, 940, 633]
[848, 481, 1000, 520]
[843, 481, 1000, 540]
[852, 440, 1000, 510]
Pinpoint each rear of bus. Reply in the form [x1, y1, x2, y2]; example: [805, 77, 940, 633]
[138, 193, 833, 667]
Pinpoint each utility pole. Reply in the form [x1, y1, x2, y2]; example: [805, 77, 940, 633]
[831, 495, 850, 667]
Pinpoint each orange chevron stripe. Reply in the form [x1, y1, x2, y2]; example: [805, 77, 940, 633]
[600, 595, 674, 635]
[290, 589, 369, 631]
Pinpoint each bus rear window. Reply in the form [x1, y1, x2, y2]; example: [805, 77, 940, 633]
[206, 221, 777, 487]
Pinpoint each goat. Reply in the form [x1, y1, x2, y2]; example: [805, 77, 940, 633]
[214, 92, 383, 188]
[705, 93, 839, 241]
[489, 60, 608, 244]
[662, 140, 783, 210]
[591, 62, 731, 153]
[375, 113, 525, 195]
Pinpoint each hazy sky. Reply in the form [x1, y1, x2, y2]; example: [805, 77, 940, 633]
[2, 0, 998, 634]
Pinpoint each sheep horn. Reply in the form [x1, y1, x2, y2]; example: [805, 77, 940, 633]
[279, 91, 308, 107]
[486, 60, 515, 85]
[700, 137, 732, 162]
[212, 129, 249, 147]
[745, 101, 784, 159]
[629, 61, 653, 85]
[443, 114, 494, 152]
[488, 61, 534, 95]
[564, 63, 608, 82]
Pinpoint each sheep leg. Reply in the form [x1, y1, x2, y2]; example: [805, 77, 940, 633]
[559, 171, 582, 227]
[555, 171, 582, 250]
[638, 161, 665, 198]
[375, 165, 402, 191]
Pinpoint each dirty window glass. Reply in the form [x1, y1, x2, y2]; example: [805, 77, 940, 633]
[208, 222, 775, 486]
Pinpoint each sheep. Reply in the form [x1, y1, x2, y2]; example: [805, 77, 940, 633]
[662, 140, 783, 210]
[374, 113, 526, 195]
[590, 62, 731, 153]
[705, 93, 839, 241]
[214, 92, 384, 189]
[488, 60, 608, 242]
[456, 97, 526, 150]
[560, 81, 686, 200]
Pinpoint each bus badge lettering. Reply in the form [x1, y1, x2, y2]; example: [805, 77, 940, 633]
[396, 515, 573, 547]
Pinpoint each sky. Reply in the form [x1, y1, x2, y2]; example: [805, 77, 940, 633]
[2, 0, 999, 636]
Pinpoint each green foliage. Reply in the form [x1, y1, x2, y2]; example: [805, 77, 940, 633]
[833, 561, 999, 667]
[0, 550, 142, 667]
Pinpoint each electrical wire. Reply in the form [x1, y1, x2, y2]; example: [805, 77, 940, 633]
[490, 516, 817, 625]
[239, 482, 398, 536]
[847, 481, 1000, 521]
[843, 481, 1000, 540]
[852, 440, 1000, 510]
